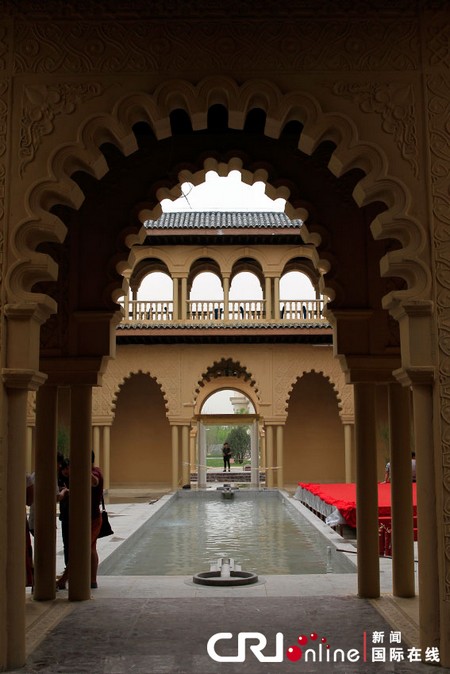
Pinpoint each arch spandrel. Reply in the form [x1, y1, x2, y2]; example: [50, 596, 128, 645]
[9, 77, 429, 312]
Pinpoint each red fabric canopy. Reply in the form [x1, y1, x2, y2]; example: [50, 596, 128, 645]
[298, 482, 417, 528]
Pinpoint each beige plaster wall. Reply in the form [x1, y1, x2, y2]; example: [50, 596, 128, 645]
[284, 372, 345, 485]
[110, 372, 171, 487]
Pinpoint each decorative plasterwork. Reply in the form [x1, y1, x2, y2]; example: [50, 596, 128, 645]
[12, 18, 419, 74]
[327, 81, 419, 178]
[16, 77, 428, 313]
[276, 352, 353, 420]
[426, 73, 450, 599]
[20, 82, 104, 176]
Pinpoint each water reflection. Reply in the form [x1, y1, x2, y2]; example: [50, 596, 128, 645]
[102, 493, 355, 576]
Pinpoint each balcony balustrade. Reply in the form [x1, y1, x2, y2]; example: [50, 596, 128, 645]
[121, 298, 326, 325]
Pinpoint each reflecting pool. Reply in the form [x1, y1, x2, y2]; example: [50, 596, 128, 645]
[99, 491, 355, 576]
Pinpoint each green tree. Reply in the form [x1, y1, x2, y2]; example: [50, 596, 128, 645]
[226, 426, 250, 464]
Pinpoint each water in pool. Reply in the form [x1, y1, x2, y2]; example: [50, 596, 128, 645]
[100, 491, 355, 576]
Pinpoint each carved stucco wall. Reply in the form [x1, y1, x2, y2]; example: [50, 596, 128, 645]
[423, 11, 450, 599]
[0, 0, 448, 599]
[92, 343, 353, 425]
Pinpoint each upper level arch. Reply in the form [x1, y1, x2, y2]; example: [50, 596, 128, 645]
[12, 76, 428, 316]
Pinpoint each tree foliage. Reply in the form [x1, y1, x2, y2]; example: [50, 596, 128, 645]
[226, 426, 250, 464]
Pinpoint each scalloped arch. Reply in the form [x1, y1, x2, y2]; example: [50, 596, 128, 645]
[193, 357, 260, 415]
[11, 76, 430, 306]
[110, 369, 169, 419]
[285, 368, 345, 418]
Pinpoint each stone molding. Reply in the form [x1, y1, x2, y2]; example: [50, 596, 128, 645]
[426, 72, 450, 599]
[11, 78, 429, 314]
[11, 15, 419, 74]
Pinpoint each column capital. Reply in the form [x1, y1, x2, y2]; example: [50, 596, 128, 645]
[393, 366, 436, 386]
[2, 369, 47, 390]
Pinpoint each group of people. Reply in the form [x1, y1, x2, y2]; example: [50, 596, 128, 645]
[26, 451, 104, 592]
[384, 452, 416, 483]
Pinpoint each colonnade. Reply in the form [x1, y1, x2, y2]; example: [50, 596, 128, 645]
[123, 268, 323, 323]
[15, 376, 441, 666]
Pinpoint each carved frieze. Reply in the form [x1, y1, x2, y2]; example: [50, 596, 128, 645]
[328, 81, 419, 177]
[12, 19, 419, 74]
[20, 82, 103, 176]
[426, 72, 450, 598]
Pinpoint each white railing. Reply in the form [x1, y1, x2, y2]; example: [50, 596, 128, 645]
[280, 299, 324, 321]
[126, 300, 174, 322]
[187, 300, 224, 322]
[120, 298, 325, 324]
[228, 300, 265, 321]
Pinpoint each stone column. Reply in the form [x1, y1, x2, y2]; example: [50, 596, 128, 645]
[354, 382, 380, 598]
[2, 369, 46, 670]
[33, 385, 59, 601]
[276, 425, 284, 488]
[172, 277, 179, 320]
[198, 422, 207, 489]
[93, 425, 101, 466]
[181, 424, 190, 485]
[26, 426, 33, 474]
[344, 423, 353, 483]
[5, 388, 30, 667]
[68, 386, 93, 601]
[265, 277, 272, 319]
[102, 426, 111, 492]
[411, 382, 440, 654]
[181, 276, 188, 320]
[388, 383, 415, 598]
[266, 425, 274, 488]
[123, 279, 130, 320]
[273, 277, 280, 320]
[250, 420, 259, 488]
[223, 276, 230, 321]
[171, 425, 179, 490]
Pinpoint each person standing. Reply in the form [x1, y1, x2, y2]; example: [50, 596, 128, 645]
[222, 442, 232, 472]
[90, 451, 104, 589]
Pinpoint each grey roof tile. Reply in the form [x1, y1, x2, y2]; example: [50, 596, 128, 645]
[144, 212, 302, 230]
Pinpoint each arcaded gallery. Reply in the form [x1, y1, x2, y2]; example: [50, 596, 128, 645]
[0, 1, 449, 671]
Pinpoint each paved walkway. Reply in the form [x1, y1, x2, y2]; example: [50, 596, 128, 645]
[17, 490, 449, 674]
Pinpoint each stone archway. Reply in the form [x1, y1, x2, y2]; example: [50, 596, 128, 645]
[1, 61, 444, 670]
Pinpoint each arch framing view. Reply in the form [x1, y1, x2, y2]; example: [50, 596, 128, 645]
[0, 1, 449, 671]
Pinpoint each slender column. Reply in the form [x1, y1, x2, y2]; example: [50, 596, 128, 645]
[34, 385, 58, 601]
[354, 383, 380, 598]
[198, 422, 207, 489]
[273, 277, 280, 320]
[171, 425, 180, 490]
[265, 277, 272, 319]
[260, 429, 266, 470]
[5, 388, 29, 668]
[182, 425, 190, 485]
[266, 425, 274, 488]
[189, 430, 196, 471]
[26, 426, 33, 474]
[276, 425, 284, 488]
[223, 276, 230, 321]
[102, 426, 111, 492]
[123, 279, 130, 319]
[172, 278, 179, 320]
[388, 383, 415, 597]
[411, 383, 440, 654]
[93, 425, 101, 466]
[250, 421, 259, 488]
[68, 386, 92, 601]
[344, 423, 353, 483]
[181, 277, 188, 320]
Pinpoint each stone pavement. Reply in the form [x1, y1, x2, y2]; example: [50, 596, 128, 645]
[14, 491, 449, 674]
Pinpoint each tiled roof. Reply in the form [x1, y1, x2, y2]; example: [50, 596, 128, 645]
[144, 212, 302, 230]
[117, 321, 331, 330]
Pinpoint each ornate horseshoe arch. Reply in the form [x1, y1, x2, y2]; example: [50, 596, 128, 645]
[9, 76, 430, 317]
